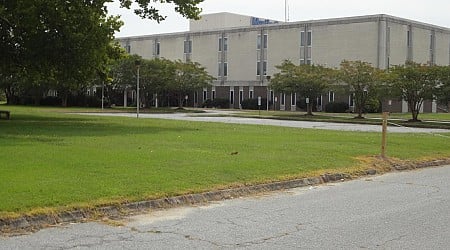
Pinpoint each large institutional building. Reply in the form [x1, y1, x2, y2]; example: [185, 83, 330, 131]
[117, 13, 450, 112]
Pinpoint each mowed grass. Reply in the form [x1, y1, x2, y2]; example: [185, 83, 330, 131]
[0, 105, 449, 216]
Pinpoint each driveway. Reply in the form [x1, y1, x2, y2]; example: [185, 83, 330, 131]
[76, 110, 450, 134]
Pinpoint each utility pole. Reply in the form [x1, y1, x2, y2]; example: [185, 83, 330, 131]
[285, 0, 287, 22]
[135, 60, 141, 118]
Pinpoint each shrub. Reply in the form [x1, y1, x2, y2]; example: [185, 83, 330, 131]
[67, 95, 102, 107]
[325, 102, 349, 113]
[241, 98, 269, 110]
[41, 96, 62, 106]
[202, 98, 230, 108]
[363, 98, 382, 113]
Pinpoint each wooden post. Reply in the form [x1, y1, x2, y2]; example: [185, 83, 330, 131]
[381, 112, 388, 158]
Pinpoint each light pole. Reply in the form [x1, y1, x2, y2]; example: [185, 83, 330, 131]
[101, 81, 104, 110]
[135, 59, 141, 118]
[266, 75, 271, 111]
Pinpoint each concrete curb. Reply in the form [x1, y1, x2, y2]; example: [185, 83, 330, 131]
[1, 159, 450, 234]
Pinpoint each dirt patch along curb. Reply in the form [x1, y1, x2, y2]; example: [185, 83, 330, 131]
[1, 158, 450, 234]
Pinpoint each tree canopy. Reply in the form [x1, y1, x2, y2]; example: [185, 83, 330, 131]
[270, 60, 335, 115]
[338, 60, 383, 118]
[387, 61, 440, 121]
[0, 0, 203, 106]
[109, 56, 214, 108]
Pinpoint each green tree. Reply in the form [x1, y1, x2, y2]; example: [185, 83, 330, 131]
[338, 60, 383, 118]
[170, 61, 215, 108]
[434, 65, 450, 111]
[0, 0, 203, 106]
[139, 58, 177, 107]
[118, 0, 203, 21]
[270, 61, 335, 115]
[109, 54, 142, 105]
[388, 61, 440, 122]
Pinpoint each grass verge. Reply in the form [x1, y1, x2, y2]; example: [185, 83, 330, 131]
[1, 105, 450, 218]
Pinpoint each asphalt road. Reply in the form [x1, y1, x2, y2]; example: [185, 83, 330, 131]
[76, 111, 450, 134]
[1, 165, 449, 249]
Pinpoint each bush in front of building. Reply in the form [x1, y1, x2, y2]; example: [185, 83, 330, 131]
[240, 98, 269, 110]
[241, 98, 272, 110]
[40, 95, 103, 107]
[325, 102, 349, 113]
[363, 98, 382, 113]
[41, 96, 62, 106]
[202, 98, 230, 108]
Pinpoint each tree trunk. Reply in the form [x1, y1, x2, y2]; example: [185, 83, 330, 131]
[355, 107, 364, 119]
[178, 93, 183, 108]
[306, 102, 313, 116]
[61, 94, 68, 107]
[5, 88, 13, 105]
[355, 96, 364, 119]
[408, 101, 420, 122]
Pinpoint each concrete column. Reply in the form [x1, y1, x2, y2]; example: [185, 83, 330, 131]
[431, 100, 437, 113]
[402, 100, 408, 113]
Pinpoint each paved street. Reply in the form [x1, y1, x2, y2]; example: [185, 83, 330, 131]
[2, 165, 449, 249]
[76, 111, 450, 134]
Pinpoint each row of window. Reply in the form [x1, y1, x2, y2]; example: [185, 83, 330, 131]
[154, 31, 312, 56]
[130, 29, 438, 57]
[196, 89, 339, 107]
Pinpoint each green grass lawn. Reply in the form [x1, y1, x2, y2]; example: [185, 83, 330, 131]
[1, 105, 449, 217]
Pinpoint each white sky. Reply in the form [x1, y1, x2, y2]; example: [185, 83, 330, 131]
[106, 0, 450, 38]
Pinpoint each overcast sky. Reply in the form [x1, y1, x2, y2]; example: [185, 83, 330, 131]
[106, 0, 450, 38]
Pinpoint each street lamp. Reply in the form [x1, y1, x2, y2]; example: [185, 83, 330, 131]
[135, 59, 141, 118]
[101, 80, 104, 110]
[266, 75, 271, 111]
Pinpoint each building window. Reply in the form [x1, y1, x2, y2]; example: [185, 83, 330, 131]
[291, 93, 296, 106]
[328, 91, 335, 102]
[219, 62, 228, 77]
[212, 90, 216, 100]
[230, 90, 234, 105]
[249, 90, 254, 99]
[156, 42, 160, 56]
[184, 40, 192, 54]
[224, 62, 228, 76]
[280, 93, 285, 106]
[125, 44, 131, 53]
[257, 34, 268, 49]
[300, 59, 305, 65]
[407, 30, 411, 47]
[257, 61, 267, 76]
[203, 90, 207, 101]
[239, 90, 244, 105]
[306, 59, 312, 65]
[430, 33, 434, 50]
[270, 90, 274, 101]
[263, 34, 268, 48]
[219, 37, 228, 52]
[349, 94, 354, 107]
[224, 37, 228, 51]
[300, 31, 305, 47]
[307, 31, 312, 46]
